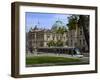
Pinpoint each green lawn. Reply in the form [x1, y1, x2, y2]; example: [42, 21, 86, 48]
[26, 56, 81, 65]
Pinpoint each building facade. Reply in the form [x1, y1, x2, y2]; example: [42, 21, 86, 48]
[26, 27, 89, 53]
[67, 27, 88, 52]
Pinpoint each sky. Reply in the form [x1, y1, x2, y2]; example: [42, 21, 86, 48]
[25, 12, 71, 32]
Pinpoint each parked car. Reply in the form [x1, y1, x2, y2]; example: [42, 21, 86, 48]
[74, 48, 83, 58]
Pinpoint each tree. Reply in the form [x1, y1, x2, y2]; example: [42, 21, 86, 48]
[67, 15, 79, 30]
[67, 15, 89, 50]
[56, 40, 63, 47]
[47, 40, 56, 47]
[47, 40, 63, 47]
[79, 15, 89, 49]
[56, 27, 66, 34]
[67, 15, 79, 47]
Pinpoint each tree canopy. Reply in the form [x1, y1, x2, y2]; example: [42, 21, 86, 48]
[67, 15, 79, 30]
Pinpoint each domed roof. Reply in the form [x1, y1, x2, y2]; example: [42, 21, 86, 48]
[52, 20, 66, 30]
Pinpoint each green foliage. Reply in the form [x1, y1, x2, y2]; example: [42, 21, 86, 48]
[56, 40, 63, 47]
[67, 15, 79, 30]
[47, 40, 56, 47]
[47, 40, 64, 47]
[55, 27, 66, 34]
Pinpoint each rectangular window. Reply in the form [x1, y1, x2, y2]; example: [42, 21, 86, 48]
[80, 31, 82, 35]
[83, 39, 85, 45]
[53, 36, 55, 40]
[80, 40, 81, 45]
[47, 35, 50, 40]
[71, 40, 73, 46]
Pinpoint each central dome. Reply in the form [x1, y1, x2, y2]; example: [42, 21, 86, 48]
[51, 20, 65, 30]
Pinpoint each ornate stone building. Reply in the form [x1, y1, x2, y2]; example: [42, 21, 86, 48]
[26, 26, 88, 53]
[27, 28, 67, 47]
